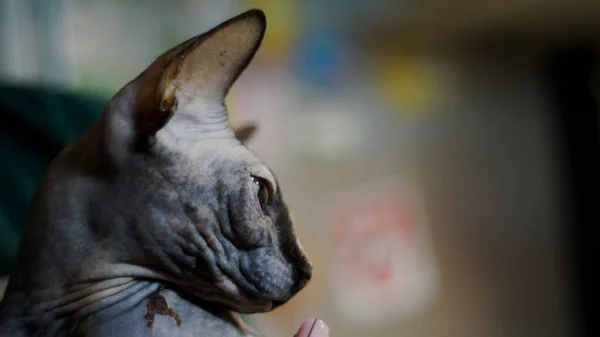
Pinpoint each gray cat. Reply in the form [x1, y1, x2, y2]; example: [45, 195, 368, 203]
[0, 9, 312, 337]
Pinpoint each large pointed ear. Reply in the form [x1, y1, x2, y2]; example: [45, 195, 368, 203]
[157, 9, 266, 121]
[233, 123, 258, 143]
[108, 9, 266, 146]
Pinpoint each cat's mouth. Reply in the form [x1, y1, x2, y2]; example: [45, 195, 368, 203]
[212, 295, 275, 314]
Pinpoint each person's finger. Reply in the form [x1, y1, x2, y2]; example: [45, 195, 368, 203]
[294, 318, 329, 337]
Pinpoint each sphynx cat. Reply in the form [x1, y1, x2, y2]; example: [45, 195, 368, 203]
[0, 9, 314, 337]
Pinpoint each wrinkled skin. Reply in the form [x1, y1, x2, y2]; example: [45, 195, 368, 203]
[0, 9, 312, 337]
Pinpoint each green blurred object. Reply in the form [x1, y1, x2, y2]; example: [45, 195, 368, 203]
[0, 83, 107, 275]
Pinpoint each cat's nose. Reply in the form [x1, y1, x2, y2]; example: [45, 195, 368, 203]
[292, 264, 312, 293]
[298, 264, 312, 283]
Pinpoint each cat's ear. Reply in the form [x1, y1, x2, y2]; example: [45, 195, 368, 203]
[233, 124, 257, 143]
[157, 9, 266, 114]
[106, 9, 266, 142]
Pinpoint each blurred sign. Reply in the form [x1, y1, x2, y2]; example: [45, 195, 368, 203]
[324, 176, 438, 327]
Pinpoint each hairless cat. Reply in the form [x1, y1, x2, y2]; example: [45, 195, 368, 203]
[0, 9, 315, 337]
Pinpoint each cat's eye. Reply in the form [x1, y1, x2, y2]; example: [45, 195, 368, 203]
[251, 176, 270, 209]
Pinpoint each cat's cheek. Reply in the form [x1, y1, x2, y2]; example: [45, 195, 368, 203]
[241, 248, 295, 300]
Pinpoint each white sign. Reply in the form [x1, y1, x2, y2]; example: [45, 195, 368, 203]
[323, 176, 438, 327]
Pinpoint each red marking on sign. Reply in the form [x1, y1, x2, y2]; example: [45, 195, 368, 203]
[330, 194, 416, 287]
[325, 178, 438, 326]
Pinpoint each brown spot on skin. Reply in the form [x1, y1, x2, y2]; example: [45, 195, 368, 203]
[145, 287, 182, 328]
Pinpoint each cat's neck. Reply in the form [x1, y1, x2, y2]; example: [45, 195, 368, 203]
[0, 277, 160, 336]
[0, 279, 251, 337]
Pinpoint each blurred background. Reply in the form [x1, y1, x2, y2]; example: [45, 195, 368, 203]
[1, 0, 599, 336]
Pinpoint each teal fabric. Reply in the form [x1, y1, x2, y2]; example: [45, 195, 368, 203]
[0, 83, 107, 275]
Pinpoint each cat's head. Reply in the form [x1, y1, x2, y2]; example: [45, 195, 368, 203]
[94, 9, 311, 313]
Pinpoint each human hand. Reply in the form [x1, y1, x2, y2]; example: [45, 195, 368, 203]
[294, 318, 329, 337]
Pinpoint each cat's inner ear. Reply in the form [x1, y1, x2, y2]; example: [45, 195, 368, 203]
[233, 124, 258, 143]
[157, 10, 266, 129]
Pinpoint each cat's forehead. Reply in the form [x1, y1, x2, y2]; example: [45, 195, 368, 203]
[210, 145, 277, 193]
[154, 130, 277, 191]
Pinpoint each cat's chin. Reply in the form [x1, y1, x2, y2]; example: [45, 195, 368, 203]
[229, 300, 274, 314]
[234, 298, 294, 313]
[179, 282, 278, 314]
[200, 293, 275, 314]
